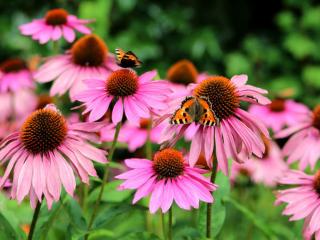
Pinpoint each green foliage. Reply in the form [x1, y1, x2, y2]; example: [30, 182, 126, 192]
[0, 212, 20, 240]
[198, 171, 230, 238]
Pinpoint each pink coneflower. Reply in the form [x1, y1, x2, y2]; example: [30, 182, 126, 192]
[74, 69, 170, 125]
[0, 58, 34, 93]
[19, 8, 92, 44]
[231, 136, 287, 187]
[119, 118, 165, 152]
[35, 34, 118, 100]
[249, 98, 309, 132]
[160, 75, 270, 174]
[116, 148, 216, 213]
[275, 170, 320, 239]
[0, 89, 37, 122]
[0, 104, 107, 209]
[165, 59, 207, 102]
[276, 105, 320, 170]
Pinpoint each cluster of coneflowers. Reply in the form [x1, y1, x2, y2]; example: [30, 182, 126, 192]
[0, 7, 320, 240]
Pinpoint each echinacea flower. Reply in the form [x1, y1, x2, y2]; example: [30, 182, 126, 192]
[0, 104, 107, 208]
[275, 170, 320, 239]
[166, 59, 207, 98]
[160, 75, 270, 174]
[35, 34, 118, 100]
[231, 136, 287, 187]
[118, 118, 165, 152]
[249, 98, 309, 132]
[0, 89, 37, 122]
[19, 8, 92, 44]
[276, 105, 320, 170]
[116, 148, 217, 213]
[0, 58, 34, 93]
[74, 69, 170, 125]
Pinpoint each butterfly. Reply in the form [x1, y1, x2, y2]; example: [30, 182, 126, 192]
[170, 96, 218, 126]
[115, 48, 142, 68]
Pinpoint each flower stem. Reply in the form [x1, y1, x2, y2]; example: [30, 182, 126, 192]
[86, 122, 122, 236]
[168, 208, 173, 240]
[27, 200, 42, 240]
[145, 119, 153, 232]
[52, 40, 60, 54]
[161, 212, 167, 240]
[206, 157, 218, 238]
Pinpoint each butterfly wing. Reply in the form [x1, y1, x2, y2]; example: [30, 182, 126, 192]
[115, 48, 126, 64]
[198, 97, 217, 126]
[170, 97, 195, 124]
[122, 51, 142, 68]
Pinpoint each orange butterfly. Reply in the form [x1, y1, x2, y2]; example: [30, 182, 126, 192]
[115, 48, 142, 68]
[170, 96, 218, 126]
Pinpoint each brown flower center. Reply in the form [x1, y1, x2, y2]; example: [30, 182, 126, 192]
[193, 76, 239, 120]
[106, 69, 138, 97]
[0, 59, 27, 73]
[312, 106, 320, 130]
[269, 98, 285, 112]
[71, 34, 108, 67]
[167, 59, 198, 85]
[20, 108, 67, 154]
[153, 148, 185, 179]
[140, 118, 150, 129]
[45, 9, 68, 26]
[36, 95, 53, 110]
[313, 170, 320, 195]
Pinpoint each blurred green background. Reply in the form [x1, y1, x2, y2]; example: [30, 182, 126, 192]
[0, 0, 317, 239]
[2, 0, 320, 106]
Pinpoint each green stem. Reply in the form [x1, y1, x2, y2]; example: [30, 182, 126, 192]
[86, 122, 122, 236]
[27, 200, 42, 240]
[52, 40, 60, 54]
[161, 212, 167, 240]
[168, 208, 173, 240]
[145, 119, 153, 232]
[145, 119, 153, 160]
[206, 157, 218, 239]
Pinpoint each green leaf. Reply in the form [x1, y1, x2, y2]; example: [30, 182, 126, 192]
[301, 7, 320, 29]
[118, 232, 160, 240]
[276, 11, 296, 31]
[223, 196, 276, 239]
[198, 171, 230, 238]
[88, 180, 132, 203]
[88, 229, 115, 240]
[32, 200, 65, 240]
[303, 65, 320, 89]
[284, 33, 316, 59]
[92, 205, 132, 230]
[0, 212, 19, 240]
[78, 0, 113, 38]
[65, 199, 87, 231]
[225, 53, 251, 76]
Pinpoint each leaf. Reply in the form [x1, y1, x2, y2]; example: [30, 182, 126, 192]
[283, 33, 316, 59]
[65, 198, 87, 231]
[78, 0, 113, 38]
[33, 200, 65, 240]
[223, 196, 276, 238]
[118, 232, 160, 240]
[197, 171, 230, 238]
[303, 65, 320, 89]
[88, 180, 132, 203]
[276, 11, 295, 31]
[92, 204, 133, 230]
[225, 53, 251, 76]
[0, 212, 19, 240]
[88, 229, 115, 240]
